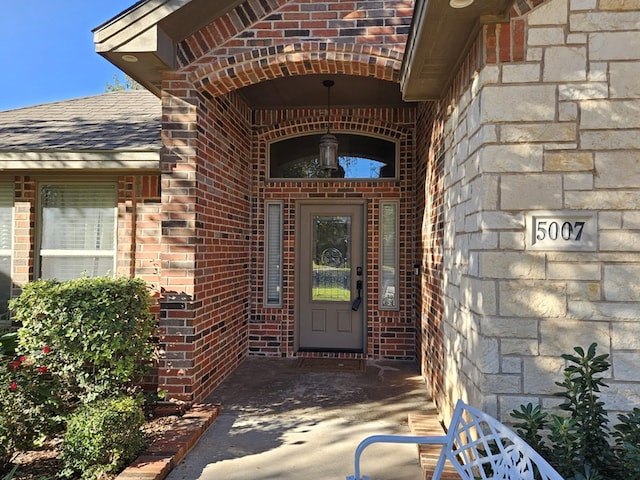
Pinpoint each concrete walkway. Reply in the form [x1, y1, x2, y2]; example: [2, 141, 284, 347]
[165, 357, 436, 480]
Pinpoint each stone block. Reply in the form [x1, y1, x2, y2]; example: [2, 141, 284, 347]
[480, 252, 546, 279]
[599, 0, 640, 10]
[481, 85, 556, 123]
[589, 31, 640, 60]
[601, 386, 640, 412]
[480, 144, 544, 172]
[596, 151, 640, 188]
[483, 373, 522, 394]
[540, 319, 610, 355]
[571, 11, 640, 31]
[502, 64, 541, 83]
[569, 300, 640, 320]
[500, 231, 526, 250]
[500, 174, 563, 210]
[567, 281, 601, 301]
[479, 211, 525, 230]
[599, 211, 622, 229]
[500, 281, 567, 317]
[547, 262, 601, 280]
[610, 62, 640, 98]
[528, 27, 566, 46]
[581, 130, 640, 150]
[544, 152, 593, 171]
[501, 123, 576, 143]
[564, 173, 594, 190]
[566, 191, 640, 209]
[600, 231, 640, 251]
[501, 338, 540, 356]
[566, 33, 587, 44]
[558, 101, 578, 121]
[604, 264, 640, 301]
[543, 47, 587, 82]
[462, 277, 498, 315]
[559, 82, 608, 100]
[501, 357, 522, 374]
[623, 211, 640, 229]
[478, 336, 500, 374]
[523, 356, 565, 395]
[613, 353, 640, 381]
[528, 0, 568, 25]
[612, 322, 640, 350]
[480, 316, 539, 338]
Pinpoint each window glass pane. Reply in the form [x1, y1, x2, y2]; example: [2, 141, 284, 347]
[312, 215, 351, 301]
[41, 185, 115, 250]
[40, 184, 116, 280]
[380, 202, 398, 309]
[0, 184, 12, 323]
[265, 202, 283, 305]
[270, 134, 396, 179]
[40, 256, 114, 282]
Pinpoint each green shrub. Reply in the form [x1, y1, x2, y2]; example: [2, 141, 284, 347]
[60, 396, 146, 479]
[511, 343, 639, 480]
[10, 277, 156, 404]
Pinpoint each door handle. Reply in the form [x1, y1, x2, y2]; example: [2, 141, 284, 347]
[352, 280, 363, 311]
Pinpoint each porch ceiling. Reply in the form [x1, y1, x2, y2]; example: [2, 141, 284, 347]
[402, 0, 514, 101]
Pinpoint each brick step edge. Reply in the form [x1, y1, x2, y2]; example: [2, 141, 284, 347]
[407, 413, 459, 480]
[115, 403, 222, 480]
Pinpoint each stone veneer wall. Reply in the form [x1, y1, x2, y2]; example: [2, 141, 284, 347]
[426, 0, 640, 420]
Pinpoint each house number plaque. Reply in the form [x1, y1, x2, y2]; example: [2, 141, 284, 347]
[527, 211, 597, 251]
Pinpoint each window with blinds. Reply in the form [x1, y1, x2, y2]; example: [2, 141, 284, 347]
[39, 184, 117, 281]
[380, 201, 399, 309]
[0, 183, 13, 324]
[265, 201, 283, 306]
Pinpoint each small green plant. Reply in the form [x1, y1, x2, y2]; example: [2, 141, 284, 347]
[511, 343, 639, 480]
[59, 396, 147, 480]
[10, 277, 156, 405]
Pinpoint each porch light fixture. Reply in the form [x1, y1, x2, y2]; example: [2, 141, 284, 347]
[449, 0, 475, 8]
[319, 79, 339, 172]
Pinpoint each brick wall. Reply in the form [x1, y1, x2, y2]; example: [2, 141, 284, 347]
[153, 0, 415, 401]
[250, 107, 415, 359]
[420, 0, 640, 420]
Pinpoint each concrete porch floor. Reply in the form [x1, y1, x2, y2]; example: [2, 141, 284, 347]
[164, 356, 438, 480]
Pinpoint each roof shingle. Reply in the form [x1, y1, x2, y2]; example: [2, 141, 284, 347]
[0, 90, 161, 151]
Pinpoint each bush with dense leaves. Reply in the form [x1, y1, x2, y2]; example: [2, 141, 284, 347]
[59, 396, 147, 480]
[511, 343, 640, 480]
[10, 277, 156, 404]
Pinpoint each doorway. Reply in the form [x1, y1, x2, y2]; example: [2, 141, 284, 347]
[297, 202, 366, 352]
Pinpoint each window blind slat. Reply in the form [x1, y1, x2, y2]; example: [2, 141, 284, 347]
[40, 184, 117, 280]
[265, 202, 283, 305]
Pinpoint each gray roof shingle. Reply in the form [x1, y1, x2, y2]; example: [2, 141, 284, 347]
[0, 90, 161, 151]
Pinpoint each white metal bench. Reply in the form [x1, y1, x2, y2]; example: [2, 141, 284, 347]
[346, 399, 564, 480]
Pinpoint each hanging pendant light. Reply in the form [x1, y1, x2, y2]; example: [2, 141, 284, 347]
[319, 80, 339, 171]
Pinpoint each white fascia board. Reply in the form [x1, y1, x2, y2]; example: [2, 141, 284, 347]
[94, 0, 191, 52]
[0, 150, 161, 171]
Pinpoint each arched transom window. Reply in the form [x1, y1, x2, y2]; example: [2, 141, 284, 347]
[269, 133, 397, 179]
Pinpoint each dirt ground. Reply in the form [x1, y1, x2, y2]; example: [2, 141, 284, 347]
[7, 415, 179, 480]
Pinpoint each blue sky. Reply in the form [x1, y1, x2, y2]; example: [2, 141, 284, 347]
[0, 1, 137, 111]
